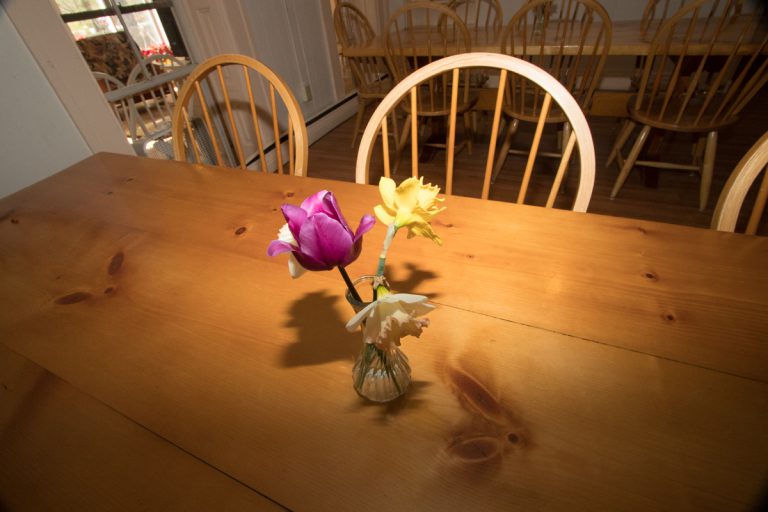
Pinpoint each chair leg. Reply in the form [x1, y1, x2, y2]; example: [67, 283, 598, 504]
[692, 135, 706, 167]
[606, 120, 636, 167]
[700, 130, 717, 211]
[611, 125, 651, 199]
[491, 118, 519, 183]
[351, 99, 368, 148]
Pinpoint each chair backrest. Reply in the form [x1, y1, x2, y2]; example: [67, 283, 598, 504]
[384, 2, 474, 118]
[640, 0, 743, 39]
[171, 54, 308, 175]
[128, 54, 187, 83]
[712, 130, 768, 234]
[355, 53, 596, 211]
[634, 0, 767, 131]
[500, 0, 611, 123]
[384, 2, 473, 84]
[126, 55, 186, 141]
[334, 3, 390, 98]
[448, 0, 503, 40]
[93, 71, 131, 133]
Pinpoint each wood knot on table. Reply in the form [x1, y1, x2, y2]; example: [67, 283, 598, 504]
[642, 270, 658, 282]
[0, 209, 12, 222]
[55, 292, 92, 305]
[108, 252, 124, 275]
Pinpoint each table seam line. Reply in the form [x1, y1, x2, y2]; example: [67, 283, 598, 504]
[0, 342, 294, 512]
[433, 301, 768, 385]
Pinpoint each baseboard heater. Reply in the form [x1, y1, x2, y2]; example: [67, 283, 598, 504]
[246, 92, 358, 168]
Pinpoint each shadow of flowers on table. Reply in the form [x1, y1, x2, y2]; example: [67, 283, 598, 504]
[384, 262, 442, 299]
[280, 290, 359, 367]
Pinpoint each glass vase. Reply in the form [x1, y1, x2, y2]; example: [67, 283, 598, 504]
[345, 275, 412, 403]
[352, 343, 411, 403]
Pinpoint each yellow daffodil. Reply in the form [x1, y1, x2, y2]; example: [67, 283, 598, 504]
[374, 177, 446, 245]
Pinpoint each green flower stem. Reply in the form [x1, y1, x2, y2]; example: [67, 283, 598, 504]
[376, 223, 398, 277]
[338, 265, 362, 303]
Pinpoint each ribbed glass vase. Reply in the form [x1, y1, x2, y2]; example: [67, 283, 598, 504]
[352, 343, 411, 403]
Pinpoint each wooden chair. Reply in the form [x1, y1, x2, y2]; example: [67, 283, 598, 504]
[384, 2, 477, 171]
[171, 54, 308, 175]
[711, 131, 768, 234]
[126, 54, 187, 154]
[633, 0, 745, 88]
[448, 0, 503, 41]
[640, 0, 743, 40]
[93, 72, 132, 137]
[355, 53, 596, 212]
[333, 2, 397, 147]
[607, 0, 768, 210]
[494, 0, 611, 181]
[446, 0, 504, 90]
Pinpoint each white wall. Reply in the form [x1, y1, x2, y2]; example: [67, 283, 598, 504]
[240, 1, 345, 121]
[0, 3, 91, 199]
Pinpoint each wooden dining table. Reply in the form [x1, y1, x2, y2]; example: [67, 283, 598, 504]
[342, 16, 765, 58]
[1, 153, 766, 511]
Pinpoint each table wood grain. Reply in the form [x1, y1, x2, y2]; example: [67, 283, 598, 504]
[0, 345, 284, 511]
[0, 153, 766, 511]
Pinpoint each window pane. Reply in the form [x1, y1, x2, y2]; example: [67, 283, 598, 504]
[120, 11, 171, 55]
[66, 15, 120, 40]
[55, 0, 107, 15]
[115, 0, 152, 6]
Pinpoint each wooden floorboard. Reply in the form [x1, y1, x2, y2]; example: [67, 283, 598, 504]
[307, 90, 768, 234]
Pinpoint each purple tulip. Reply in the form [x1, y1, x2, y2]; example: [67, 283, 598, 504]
[267, 190, 375, 272]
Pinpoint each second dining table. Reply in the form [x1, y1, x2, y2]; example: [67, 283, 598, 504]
[341, 15, 765, 58]
[0, 153, 766, 510]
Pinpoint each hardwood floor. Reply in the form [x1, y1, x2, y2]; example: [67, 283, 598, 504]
[308, 91, 768, 234]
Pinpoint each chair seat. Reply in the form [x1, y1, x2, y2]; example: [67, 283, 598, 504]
[628, 93, 739, 133]
[502, 102, 567, 125]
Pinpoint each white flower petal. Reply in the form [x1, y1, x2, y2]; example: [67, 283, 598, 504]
[347, 293, 434, 349]
[380, 293, 432, 305]
[277, 223, 298, 246]
[345, 301, 377, 331]
[287, 254, 307, 279]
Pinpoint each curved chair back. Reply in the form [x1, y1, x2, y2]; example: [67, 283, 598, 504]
[128, 54, 187, 83]
[334, 2, 395, 147]
[448, 0, 503, 40]
[356, 53, 596, 211]
[93, 72, 131, 134]
[126, 54, 186, 142]
[634, 0, 767, 132]
[334, 2, 388, 98]
[385, 2, 473, 85]
[712, 131, 768, 234]
[501, 0, 611, 123]
[171, 54, 308, 175]
[640, 0, 743, 39]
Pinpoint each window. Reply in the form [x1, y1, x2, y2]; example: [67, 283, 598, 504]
[55, 0, 187, 58]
